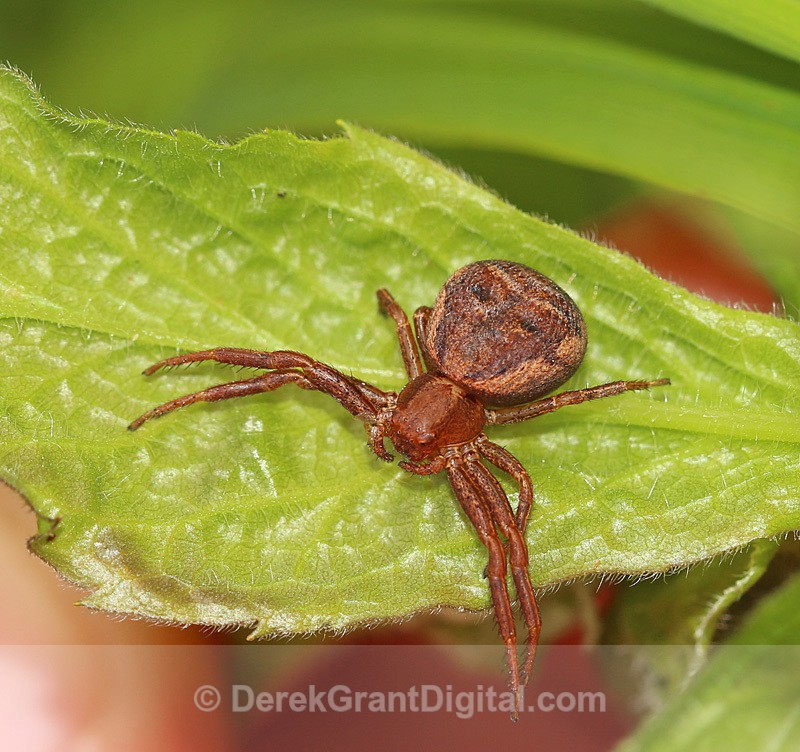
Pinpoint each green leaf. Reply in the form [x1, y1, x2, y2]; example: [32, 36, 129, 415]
[601, 540, 778, 711]
[2, 67, 800, 635]
[428, 146, 640, 229]
[639, 0, 800, 64]
[4, 2, 800, 235]
[614, 571, 800, 752]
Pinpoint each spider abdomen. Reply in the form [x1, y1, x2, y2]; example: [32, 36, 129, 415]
[424, 260, 587, 406]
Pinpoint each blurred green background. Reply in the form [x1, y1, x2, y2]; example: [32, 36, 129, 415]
[2, 0, 797, 249]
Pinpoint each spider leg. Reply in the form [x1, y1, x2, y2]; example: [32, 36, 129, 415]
[445, 455, 523, 721]
[128, 370, 310, 430]
[397, 456, 446, 475]
[460, 454, 541, 691]
[142, 347, 386, 404]
[412, 305, 436, 372]
[376, 289, 424, 379]
[133, 348, 391, 429]
[485, 378, 670, 426]
[142, 347, 295, 374]
[477, 436, 534, 533]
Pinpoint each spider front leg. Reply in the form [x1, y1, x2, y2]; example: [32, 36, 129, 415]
[129, 347, 391, 431]
[477, 436, 534, 533]
[445, 456, 525, 721]
[460, 454, 541, 690]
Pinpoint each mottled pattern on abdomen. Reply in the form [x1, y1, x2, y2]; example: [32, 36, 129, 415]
[425, 260, 587, 406]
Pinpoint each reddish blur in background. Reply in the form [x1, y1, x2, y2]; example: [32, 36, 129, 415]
[0, 196, 780, 751]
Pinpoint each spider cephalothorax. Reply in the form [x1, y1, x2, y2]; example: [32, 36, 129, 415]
[130, 259, 669, 719]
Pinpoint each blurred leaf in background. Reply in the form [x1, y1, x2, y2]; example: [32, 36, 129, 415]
[2, 0, 798, 305]
[614, 570, 800, 752]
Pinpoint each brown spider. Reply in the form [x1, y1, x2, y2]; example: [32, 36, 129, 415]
[129, 259, 669, 719]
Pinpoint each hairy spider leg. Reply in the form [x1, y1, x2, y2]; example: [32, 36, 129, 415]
[377, 289, 424, 379]
[485, 379, 670, 426]
[397, 456, 446, 475]
[412, 305, 436, 372]
[129, 347, 391, 430]
[129, 370, 308, 430]
[461, 454, 541, 689]
[477, 436, 534, 533]
[446, 455, 524, 721]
